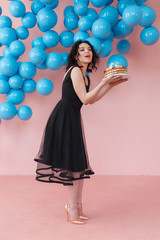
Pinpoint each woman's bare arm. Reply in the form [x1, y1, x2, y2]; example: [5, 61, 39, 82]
[71, 67, 127, 105]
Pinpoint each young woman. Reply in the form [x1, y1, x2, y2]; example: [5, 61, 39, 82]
[34, 40, 128, 225]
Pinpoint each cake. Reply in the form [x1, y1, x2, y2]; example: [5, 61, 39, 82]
[104, 65, 128, 78]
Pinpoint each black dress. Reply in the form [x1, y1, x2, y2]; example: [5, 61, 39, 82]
[34, 66, 95, 185]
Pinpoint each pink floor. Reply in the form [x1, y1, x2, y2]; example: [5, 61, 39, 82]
[1, 175, 160, 240]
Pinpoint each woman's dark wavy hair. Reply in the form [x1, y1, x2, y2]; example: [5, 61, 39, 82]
[66, 40, 99, 73]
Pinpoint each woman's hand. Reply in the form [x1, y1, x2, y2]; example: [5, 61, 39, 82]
[102, 75, 128, 88]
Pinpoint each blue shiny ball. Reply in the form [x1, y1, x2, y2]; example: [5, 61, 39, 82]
[46, 52, 64, 70]
[98, 39, 112, 58]
[0, 16, 12, 28]
[21, 12, 37, 28]
[0, 79, 10, 94]
[32, 37, 46, 50]
[17, 105, 32, 120]
[78, 17, 92, 32]
[60, 30, 74, 47]
[117, 39, 131, 54]
[9, 40, 25, 57]
[43, 30, 59, 48]
[9, 0, 26, 18]
[23, 79, 36, 93]
[31, 0, 45, 15]
[36, 78, 54, 95]
[29, 47, 47, 65]
[99, 6, 119, 26]
[140, 26, 160, 46]
[16, 26, 29, 40]
[37, 8, 57, 31]
[0, 27, 17, 47]
[19, 62, 36, 79]
[64, 12, 79, 31]
[107, 54, 128, 68]
[122, 5, 142, 27]
[0, 57, 18, 76]
[92, 19, 111, 39]
[7, 89, 25, 105]
[0, 102, 17, 120]
[9, 75, 23, 89]
[73, 31, 90, 42]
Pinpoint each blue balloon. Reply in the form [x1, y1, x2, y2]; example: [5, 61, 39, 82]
[60, 30, 74, 47]
[113, 20, 134, 39]
[73, 31, 90, 42]
[46, 52, 63, 70]
[117, 0, 136, 16]
[139, 5, 156, 27]
[9, 0, 26, 18]
[86, 37, 102, 54]
[122, 5, 142, 27]
[31, 0, 45, 15]
[140, 26, 159, 46]
[0, 16, 12, 28]
[7, 89, 25, 105]
[9, 40, 25, 57]
[0, 7, 2, 16]
[23, 79, 36, 93]
[0, 102, 17, 120]
[0, 27, 17, 46]
[37, 8, 57, 32]
[107, 31, 114, 42]
[32, 37, 46, 50]
[29, 47, 46, 65]
[107, 54, 128, 68]
[36, 62, 47, 70]
[98, 39, 112, 58]
[0, 73, 9, 81]
[117, 39, 131, 54]
[9, 75, 23, 89]
[74, 2, 88, 16]
[64, 12, 79, 31]
[3, 47, 19, 60]
[63, 6, 74, 17]
[0, 79, 10, 94]
[92, 19, 111, 39]
[36, 78, 54, 95]
[84, 8, 98, 22]
[44, 0, 59, 9]
[16, 26, 29, 40]
[43, 30, 59, 48]
[99, 6, 119, 26]
[40, 0, 55, 3]
[0, 57, 18, 76]
[78, 17, 92, 32]
[105, 0, 114, 5]
[73, 0, 89, 6]
[17, 105, 32, 120]
[21, 12, 37, 28]
[90, 0, 108, 8]
[19, 62, 36, 79]
[61, 52, 69, 66]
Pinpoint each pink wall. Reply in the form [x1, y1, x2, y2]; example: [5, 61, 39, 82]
[0, 0, 160, 175]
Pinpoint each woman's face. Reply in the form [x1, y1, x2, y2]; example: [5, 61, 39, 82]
[76, 43, 93, 65]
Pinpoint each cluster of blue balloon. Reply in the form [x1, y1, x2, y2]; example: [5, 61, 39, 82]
[0, 0, 159, 122]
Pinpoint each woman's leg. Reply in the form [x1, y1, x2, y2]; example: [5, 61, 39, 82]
[77, 179, 84, 216]
[67, 173, 82, 221]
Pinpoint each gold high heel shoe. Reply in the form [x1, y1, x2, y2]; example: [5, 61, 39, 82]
[65, 202, 85, 225]
[77, 202, 88, 220]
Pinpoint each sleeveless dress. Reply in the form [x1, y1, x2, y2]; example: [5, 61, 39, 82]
[34, 66, 95, 186]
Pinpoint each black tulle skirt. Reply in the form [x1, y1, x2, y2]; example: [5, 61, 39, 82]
[34, 99, 95, 186]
